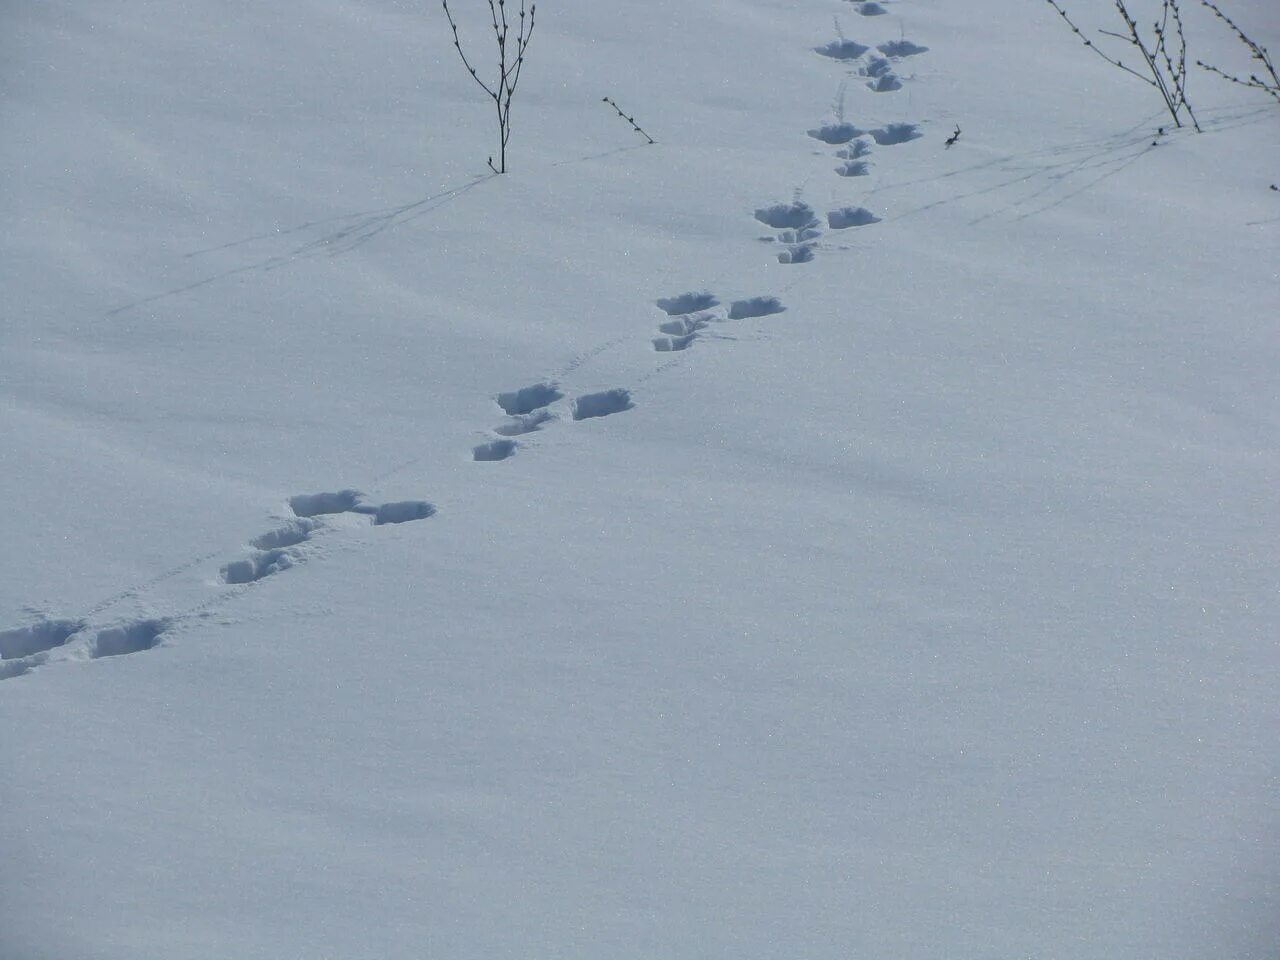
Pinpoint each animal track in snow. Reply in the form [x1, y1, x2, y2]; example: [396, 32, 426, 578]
[251, 519, 320, 550]
[289, 490, 434, 525]
[808, 122, 864, 145]
[655, 292, 719, 315]
[289, 490, 374, 518]
[496, 382, 563, 416]
[727, 297, 786, 320]
[839, 140, 873, 159]
[652, 313, 712, 352]
[866, 73, 903, 92]
[493, 409, 553, 436]
[859, 56, 902, 90]
[653, 333, 697, 352]
[221, 519, 323, 584]
[815, 39, 870, 61]
[755, 202, 820, 230]
[836, 161, 871, 177]
[0, 619, 86, 660]
[493, 383, 561, 436]
[870, 123, 922, 145]
[861, 56, 893, 77]
[473, 439, 517, 461]
[0, 617, 172, 679]
[572, 389, 633, 420]
[878, 40, 929, 58]
[828, 206, 881, 229]
[221, 549, 298, 585]
[755, 203, 820, 263]
[778, 245, 815, 264]
[659, 315, 710, 337]
[652, 294, 719, 353]
[373, 501, 436, 524]
[776, 227, 823, 244]
[854, 1, 887, 14]
[91, 619, 170, 659]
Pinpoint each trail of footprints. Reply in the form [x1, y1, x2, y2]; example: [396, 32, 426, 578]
[472, 383, 635, 462]
[650, 293, 786, 352]
[1, 491, 435, 680]
[752, 4, 931, 264]
[3, 0, 928, 682]
[810, 15, 928, 183]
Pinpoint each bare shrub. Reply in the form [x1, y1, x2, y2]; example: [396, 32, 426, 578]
[441, 0, 536, 173]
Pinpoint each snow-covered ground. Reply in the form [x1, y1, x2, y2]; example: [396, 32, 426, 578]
[2, 0, 1278, 956]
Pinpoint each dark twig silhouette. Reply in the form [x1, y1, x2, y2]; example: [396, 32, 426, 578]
[1043, 0, 1200, 131]
[1195, 0, 1279, 104]
[945, 124, 962, 147]
[601, 97, 656, 144]
[441, 0, 537, 173]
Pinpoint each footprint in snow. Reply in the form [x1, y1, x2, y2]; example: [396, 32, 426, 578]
[754, 203, 821, 263]
[220, 518, 322, 584]
[572, 389, 633, 420]
[877, 40, 929, 58]
[490, 382, 562, 437]
[222, 493, 433, 584]
[815, 39, 870, 61]
[808, 122, 864, 145]
[0, 618, 86, 661]
[827, 206, 881, 229]
[473, 438, 517, 461]
[869, 123, 922, 145]
[655, 292, 719, 315]
[0, 617, 173, 679]
[859, 56, 903, 92]
[288, 490, 435, 525]
[727, 297, 786, 320]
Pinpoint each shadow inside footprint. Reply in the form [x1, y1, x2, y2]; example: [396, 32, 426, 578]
[815, 39, 870, 60]
[807, 123, 863, 145]
[655, 292, 718, 315]
[473, 439, 517, 461]
[778, 245, 815, 264]
[496, 383, 562, 416]
[290, 490, 370, 518]
[0, 619, 85, 659]
[755, 202, 820, 230]
[659, 316, 709, 337]
[573, 389, 633, 420]
[728, 297, 785, 320]
[653, 334, 697, 352]
[251, 519, 320, 551]
[222, 549, 294, 585]
[91, 619, 169, 659]
[836, 161, 871, 177]
[878, 40, 929, 57]
[870, 123, 922, 145]
[828, 206, 881, 229]
[494, 409, 553, 436]
[374, 501, 436, 525]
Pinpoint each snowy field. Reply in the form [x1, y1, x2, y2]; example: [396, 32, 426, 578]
[2, 0, 1278, 956]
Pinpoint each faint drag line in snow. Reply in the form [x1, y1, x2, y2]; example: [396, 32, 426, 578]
[862, 131, 1158, 226]
[106, 177, 494, 318]
[550, 143, 650, 167]
[83, 550, 225, 619]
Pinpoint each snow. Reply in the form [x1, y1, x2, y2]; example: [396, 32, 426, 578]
[2, 0, 1278, 956]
